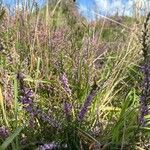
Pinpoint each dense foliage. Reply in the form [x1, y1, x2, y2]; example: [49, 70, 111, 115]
[0, 1, 150, 150]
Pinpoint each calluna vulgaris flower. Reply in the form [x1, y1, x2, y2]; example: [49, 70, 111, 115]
[60, 73, 73, 120]
[17, 73, 61, 129]
[50, 27, 67, 52]
[39, 142, 67, 150]
[63, 101, 72, 120]
[0, 126, 9, 139]
[140, 12, 150, 126]
[60, 73, 72, 96]
[78, 84, 99, 122]
[140, 65, 150, 125]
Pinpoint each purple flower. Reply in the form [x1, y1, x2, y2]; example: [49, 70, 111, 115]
[39, 112, 61, 129]
[60, 73, 71, 96]
[21, 96, 33, 105]
[50, 27, 67, 52]
[21, 88, 34, 98]
[29, 116, 36, 128]
[17, 72, 60, 129]
[140, 96, 149, 125]
[63, 101, 72, 120]
[17, 73, 34, 110]
[39, 142, 67, 150]
[0, 126, 9, 139]
[140, 12, 150, 126]
[25, 105, 33, 113]
[78, 84, 99, 122]
[140, 65, 150, 126]
[39, 143, 58, 150]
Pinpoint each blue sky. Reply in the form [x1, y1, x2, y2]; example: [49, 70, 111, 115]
[3, 0, 148, 21]
[76, 0, 134, 20]
[3, 0, 45, 7]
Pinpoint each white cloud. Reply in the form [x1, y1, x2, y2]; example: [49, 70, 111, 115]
[94, 0, 150, 16]
[94, 0, 110, 11]
[94, 0, 133, 16]
[77, 0, 150, 21]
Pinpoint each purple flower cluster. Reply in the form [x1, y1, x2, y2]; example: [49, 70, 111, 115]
[20, 88, 33, 105]
[39, 142, 67, 150]
[60, 73, 73, 120]
[39, 111, 61, 128]
[60, 73, 72, 96]
[78, 84, 99, 122]
[17, 73, 61, 129]
[39, 142, 59, 150]
[50, 27, 67, 52]
[0, 126, 9, 139]
[63, 101, 72, 120]
[17, 73, 35, 127]
[59, 72, 100, 122]
[140, 12, 150, 126]
[140, 65, 150, 125]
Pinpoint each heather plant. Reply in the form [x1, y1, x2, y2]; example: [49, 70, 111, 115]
[0, 0, 150, 150]
[140, 12, 150, 126]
